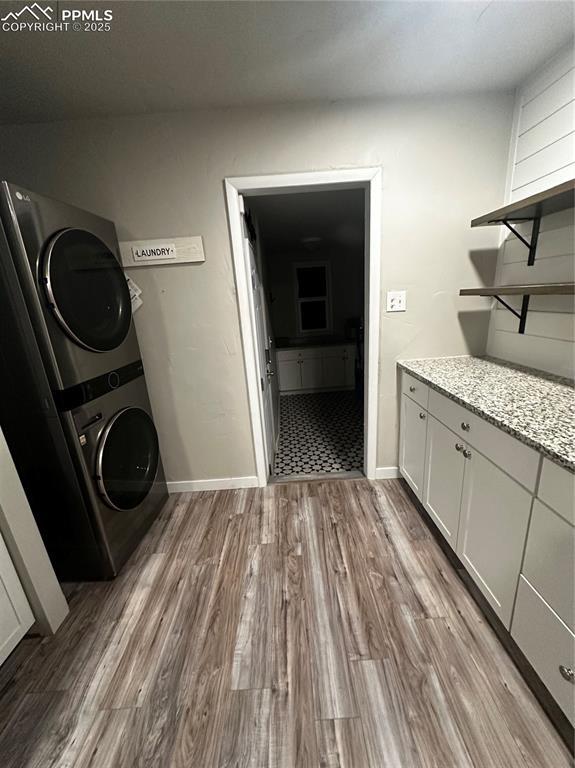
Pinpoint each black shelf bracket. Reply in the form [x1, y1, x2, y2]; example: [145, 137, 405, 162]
[493, 294, 530, 334]
[499, 217, 541, 266]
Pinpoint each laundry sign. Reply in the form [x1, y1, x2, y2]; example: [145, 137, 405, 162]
[119, 236, 205, 267]
[132, 243, 177, 262]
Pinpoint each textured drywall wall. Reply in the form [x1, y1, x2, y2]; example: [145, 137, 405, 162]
[0, 94, 512, 479]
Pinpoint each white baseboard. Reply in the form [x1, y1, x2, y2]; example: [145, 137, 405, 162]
[166, 476, 259, 493]
[374, 466, 401, 480]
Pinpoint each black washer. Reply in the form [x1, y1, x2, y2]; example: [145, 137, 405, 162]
[96, 407, 159, 511]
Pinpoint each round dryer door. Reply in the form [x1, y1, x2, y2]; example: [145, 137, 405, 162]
[43, 228, 131, 352]
[96, 407, 160, 511]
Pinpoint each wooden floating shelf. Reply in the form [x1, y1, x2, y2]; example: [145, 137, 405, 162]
[460, 283, 575, 297]
[471, 179, 575, 227]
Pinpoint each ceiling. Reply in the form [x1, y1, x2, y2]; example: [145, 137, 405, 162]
[0, 1, 573, 124]
[249, 189, 365, 250]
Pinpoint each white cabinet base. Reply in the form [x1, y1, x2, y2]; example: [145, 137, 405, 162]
[456, 450, 532, 628]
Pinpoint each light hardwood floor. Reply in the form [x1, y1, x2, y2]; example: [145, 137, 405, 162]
[0, 479, 571, 767]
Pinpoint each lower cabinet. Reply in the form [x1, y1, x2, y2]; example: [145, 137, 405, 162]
[300, 357, 323, 389]
[456, 449, 532, 627]
[277, 345, 355, 392]
[512, 575, 575, 725]
[399, 394, 427, 499]
[277, 359, 301, 392]
[422, 415, 465, 550]
[399, 368, 575, 727]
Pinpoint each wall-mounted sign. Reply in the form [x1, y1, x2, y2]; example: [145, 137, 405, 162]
[119, 236, 205, 268]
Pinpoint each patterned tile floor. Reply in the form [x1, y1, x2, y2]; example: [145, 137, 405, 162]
[273, 390, 364, 477]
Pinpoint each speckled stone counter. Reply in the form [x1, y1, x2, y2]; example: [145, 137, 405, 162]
[398, 356, 575, 472]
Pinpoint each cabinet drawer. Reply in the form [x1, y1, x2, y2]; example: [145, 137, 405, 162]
[428, 389, 539, 491]
[538, 459, 575, 525]
[276, 347, 321, 361]
[401, 372, 429, 410]
[512, 575, 575, 726]
[322, 345, 355, 359]
[428, 389, 470, 437]
[523, 499, 574, 630]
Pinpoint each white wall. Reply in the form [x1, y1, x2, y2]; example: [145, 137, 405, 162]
[487, 42, 574, 378]
[0, 94, 512, 479]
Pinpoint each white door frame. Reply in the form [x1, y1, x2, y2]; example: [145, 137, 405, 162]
[225, 167, 382, 486]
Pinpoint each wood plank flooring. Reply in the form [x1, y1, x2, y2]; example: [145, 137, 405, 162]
[0, 479, 571, 767]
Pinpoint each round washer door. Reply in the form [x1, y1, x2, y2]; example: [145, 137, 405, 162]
[43, 228, 131, 352]
[96, 407, 160, 511]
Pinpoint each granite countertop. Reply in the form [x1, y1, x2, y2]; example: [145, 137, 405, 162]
[398, 356, 575, 472]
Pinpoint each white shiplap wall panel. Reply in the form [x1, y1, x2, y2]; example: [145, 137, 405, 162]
[516, 101, 574, 162]
[510, 44, 574, 200]
[499, 253, 574, 285]
[513, 133, 574, 191]
[502, 208, 574, 263]
[489, 331, 574, 379]
[519, 68, 574, 134]
[513, 164, 575, 199]
[493, 307, 575, 342]
[486, 42, 574, 379]
[492, 294, 575, 315]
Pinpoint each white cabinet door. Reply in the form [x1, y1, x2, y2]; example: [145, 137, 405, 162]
[457, 449, 532, 627]
[278, 359, 301, 392]
[399, 394, 428, 500]
[422, 415, 465, 550]
[301, 358, 323, 390]
[322, 354, 346, 388]
[344, 351, 355, 387]
[0, 530, 34, 666]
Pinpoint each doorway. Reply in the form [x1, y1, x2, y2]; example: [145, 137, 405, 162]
[225, 168, 382, 486]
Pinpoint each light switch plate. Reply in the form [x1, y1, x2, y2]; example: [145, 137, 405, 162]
[386, 290, 406, 312]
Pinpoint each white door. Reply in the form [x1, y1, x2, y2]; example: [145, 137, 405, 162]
[0, 529, 34, 666]
[245, 234, 276, 476]
[457, 449, 532, 627]
[422, 415, 465, 549]
[399, 394, 428, 500]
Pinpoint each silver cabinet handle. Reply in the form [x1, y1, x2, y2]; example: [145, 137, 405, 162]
[463, 449, 472, 459]
[559, 665, 575, 683]
[419, 412, 426, 420]
[409, 385, 416, 392]
[461, 422, 470, 431]
[455, 443, 464, 452]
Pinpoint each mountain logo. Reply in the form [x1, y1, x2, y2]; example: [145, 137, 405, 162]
[1, 3, 53, 22]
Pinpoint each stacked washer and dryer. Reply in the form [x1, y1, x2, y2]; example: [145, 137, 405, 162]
[0, 182, 167, 580]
